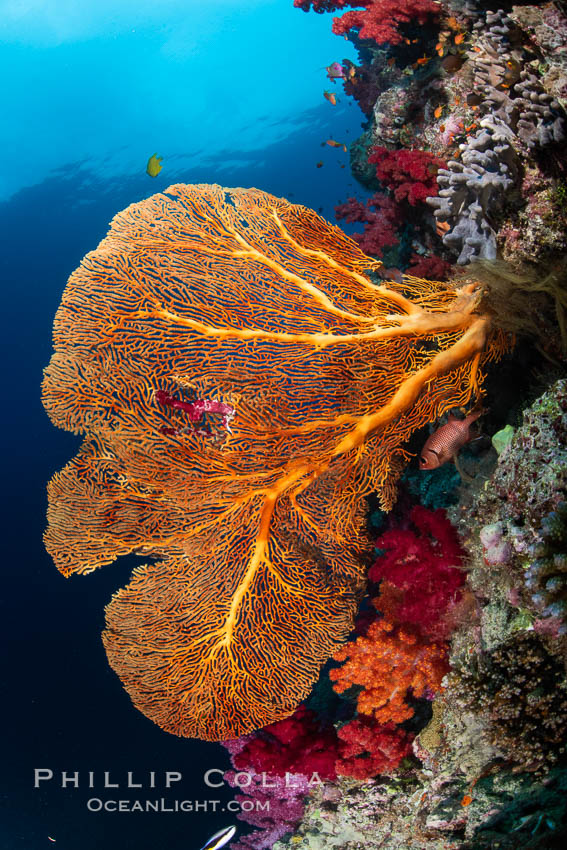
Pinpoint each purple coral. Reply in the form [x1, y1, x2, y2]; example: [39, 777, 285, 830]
[225, 770, 311, 850]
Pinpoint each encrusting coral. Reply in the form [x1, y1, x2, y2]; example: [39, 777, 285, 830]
[42, 184, 507, 740]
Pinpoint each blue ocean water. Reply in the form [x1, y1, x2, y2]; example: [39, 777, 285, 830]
[0, 2, 369, 848]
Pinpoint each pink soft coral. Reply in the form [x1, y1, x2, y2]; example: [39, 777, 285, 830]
[331, 0, 440, 46]
[225, 770, 311, 850]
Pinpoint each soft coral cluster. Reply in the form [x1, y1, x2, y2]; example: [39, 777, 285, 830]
[331, 0, 440, 46]
[335, 193, 401, 257]
[224, 769, 311, 850]
[335, 150, 451, 275]
[369, 505, 466, 636]
[368, 146, 445, 205]
[336, 718, 413, 779]
[229, 705, 339, 780]
[330, 618, 448, 724]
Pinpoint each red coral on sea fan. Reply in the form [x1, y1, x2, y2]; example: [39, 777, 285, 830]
[331, 0, 440, 46]
[369, 147, 446, 205]
[336, 717, 413, 779]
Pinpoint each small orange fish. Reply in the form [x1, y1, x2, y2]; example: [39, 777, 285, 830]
[342, 144, 348, 152]
[454, 32, 465, 44]
[436, 219, 451, 237]
[419, 409, 485, 470]
[324, 90, 337, 105]
[454, 95, 461, 106]
[325, 139, 342, 147]
[461, 794, 473, 807]
[435, 42, 444, 56]
[434, 105, 443, 118]
[465, 123, 477, 132]
[416, 56, 430, 66]
[316, 161, 323, 168]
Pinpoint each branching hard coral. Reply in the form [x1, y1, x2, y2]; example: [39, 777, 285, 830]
[451, 632, 567, 773]
[526, 502, 567, 636]
[428, 7, 566, 264]
[329, 618, 448, 723]
[42, 183, 508, 740]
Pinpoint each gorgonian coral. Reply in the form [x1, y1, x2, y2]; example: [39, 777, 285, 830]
[42, 184, 507, 740]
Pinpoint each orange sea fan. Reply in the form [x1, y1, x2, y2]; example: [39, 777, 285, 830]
[42, 184, 507, 740]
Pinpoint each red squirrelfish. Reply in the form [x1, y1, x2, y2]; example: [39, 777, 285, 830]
[419, 409, 484, 470]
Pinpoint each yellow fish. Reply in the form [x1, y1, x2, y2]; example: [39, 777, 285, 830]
[146, 153, 163, 177]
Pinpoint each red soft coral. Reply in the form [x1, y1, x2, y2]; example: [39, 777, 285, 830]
[336, 717, 413, 779]
[230, 705, 339, 780]
[369, 506, 466, 636]
[335, 193, 401, 257]
[331, 0, 440, 46]
[330, 618, 448, 724]
[368, 147, 446, 205]
[406, 252, 454, 280]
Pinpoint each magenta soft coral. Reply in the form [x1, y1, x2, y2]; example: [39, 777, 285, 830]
[229, 705, 338, 780]
[331, 0, 440, 46]
[368, 147, 446, 205]
[369, 505, 466, 636]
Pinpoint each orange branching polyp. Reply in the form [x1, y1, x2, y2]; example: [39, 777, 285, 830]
[42, 184, 507, 740]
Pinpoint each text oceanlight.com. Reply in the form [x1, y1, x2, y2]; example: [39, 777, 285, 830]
[33, 769, 324, 812]
[86, 798, 267, 813]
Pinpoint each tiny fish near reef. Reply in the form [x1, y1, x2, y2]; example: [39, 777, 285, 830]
[42, 184, 508, 740]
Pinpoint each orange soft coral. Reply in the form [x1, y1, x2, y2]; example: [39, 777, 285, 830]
[42, 184, 506, 740]
[329, 618, 448, 723]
